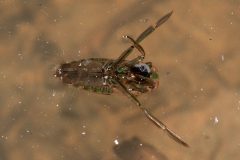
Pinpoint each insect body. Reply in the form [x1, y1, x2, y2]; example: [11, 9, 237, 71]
[56, 11, 189, 147]
[55, 58, 158, 95]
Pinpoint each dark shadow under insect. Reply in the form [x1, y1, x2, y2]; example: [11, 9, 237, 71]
[55, 11, 189, 147]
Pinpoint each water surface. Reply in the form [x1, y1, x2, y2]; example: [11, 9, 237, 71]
[0, 0, 240, 159]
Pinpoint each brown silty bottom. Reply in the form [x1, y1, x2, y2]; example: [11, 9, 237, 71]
[0, 1, 240, 160]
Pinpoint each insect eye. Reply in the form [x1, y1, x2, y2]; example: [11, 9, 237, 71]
[131, 63, 151, 77]
[140, 65, 148, 72]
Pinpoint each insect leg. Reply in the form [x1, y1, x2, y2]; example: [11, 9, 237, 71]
[136, 11, 173, 43]
[107, 35, 145, 71]
[126, 36, 145, 59]
[134, 74, 156, 88]
[112, 46, 134, 68]
[127, 82, 149, 93]
[115, 79, 189, 147]
[107, 35, 146, 70]
[112, 11, 173, 67]
[125, 36, 145, 63]
[104, 36, 145, 70]
[143, 109, 189, 147]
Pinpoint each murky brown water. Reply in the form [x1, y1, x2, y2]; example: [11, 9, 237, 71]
[1, 0, 240, 160]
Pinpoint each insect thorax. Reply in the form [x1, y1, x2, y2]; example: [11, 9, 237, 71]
[116, 62, 159, 94]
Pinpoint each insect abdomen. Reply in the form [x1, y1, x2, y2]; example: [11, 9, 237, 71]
[83, 85, 113, 95]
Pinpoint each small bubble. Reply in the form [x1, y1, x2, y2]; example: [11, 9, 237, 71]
[139, 18, 149, 23]
[18, 85, 23, 90]
[122, 35, 127, 39]
[81, 132, 86, 135]
[221, 55, 225, 61]
[114, 139, 119, 145]
[210, 116, 219, 124]
[17, 52, 24, 60]
[214, 116, 219, 124]
[52, 90, 56, 97]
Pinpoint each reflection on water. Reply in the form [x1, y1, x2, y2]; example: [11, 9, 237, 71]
[114, 137, 167, 160]
[1, 0, 240, 160]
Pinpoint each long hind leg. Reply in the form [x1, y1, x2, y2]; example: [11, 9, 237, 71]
[115, 79, 189, 147]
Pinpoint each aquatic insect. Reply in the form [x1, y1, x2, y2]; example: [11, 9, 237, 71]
[55, 11, 189, 147]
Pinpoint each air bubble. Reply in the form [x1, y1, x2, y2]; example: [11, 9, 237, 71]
[114, 139, 119, 145]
